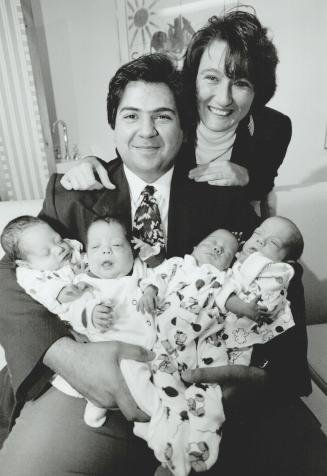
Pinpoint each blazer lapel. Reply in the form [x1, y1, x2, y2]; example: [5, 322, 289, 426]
[231, 117, 254, 166]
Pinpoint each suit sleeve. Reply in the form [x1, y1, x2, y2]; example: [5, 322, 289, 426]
[0, 175, 72, 401]
[246, 112, 292, 200]
[224, 187, 261, 240]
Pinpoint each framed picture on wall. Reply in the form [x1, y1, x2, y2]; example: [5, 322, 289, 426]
[115, 0, 240, 68]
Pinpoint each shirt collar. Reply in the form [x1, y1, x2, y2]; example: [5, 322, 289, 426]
[123, 165, 174, 204]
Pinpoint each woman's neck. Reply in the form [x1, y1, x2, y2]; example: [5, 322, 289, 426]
[195, 120, 238, 165]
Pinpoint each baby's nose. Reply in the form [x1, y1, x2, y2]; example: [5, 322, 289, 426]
[214, 246, 222, 255]
[102, 247, 112, 254]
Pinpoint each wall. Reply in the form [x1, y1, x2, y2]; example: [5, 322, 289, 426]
[248, 0, 327, 323]
[37, 0, 120, 161]
[249, 0, 327, 187]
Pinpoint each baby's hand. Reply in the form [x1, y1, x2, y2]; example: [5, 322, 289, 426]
[92, 300, 114, 332]
[57, 282, 94, 303]
[132, 237, 160, 261]
[137, 286, 158, 315]
[244, 296, 271, 323]
[72, 259, 88, 275]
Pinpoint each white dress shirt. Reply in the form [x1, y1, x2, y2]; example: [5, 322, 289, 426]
[123, 165, 173, 245]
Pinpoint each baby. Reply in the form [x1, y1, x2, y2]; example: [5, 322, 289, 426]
[137, 216, 303, 475]
[57, 216, 157, 427]
[0, 215, 87, 318]
[221, 215, 304, 361]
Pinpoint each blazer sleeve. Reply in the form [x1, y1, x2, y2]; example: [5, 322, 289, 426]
[0, 175, 72, 401]
[246, 109, 292, 200]
[223, 187, 261, 240]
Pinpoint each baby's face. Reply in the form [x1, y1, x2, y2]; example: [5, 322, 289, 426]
[241, 217, 292, 262]
[192, 229, 238, 270]
[18, 223, 72, 271]
[87, 221, 134, 279]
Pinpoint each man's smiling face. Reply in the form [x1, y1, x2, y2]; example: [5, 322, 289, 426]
[114, 81, 184, 183]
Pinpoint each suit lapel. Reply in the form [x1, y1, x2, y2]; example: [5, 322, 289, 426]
[167, 163, 194, 257]
[75, 162, 132, 243]
[92, 164, 132, 231]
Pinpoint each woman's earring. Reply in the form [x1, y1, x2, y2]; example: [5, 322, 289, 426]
[248, 115, 254, 136]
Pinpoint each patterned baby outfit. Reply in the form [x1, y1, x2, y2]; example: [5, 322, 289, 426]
[16, 239, 83, 315]
[135, 253, 295, 476]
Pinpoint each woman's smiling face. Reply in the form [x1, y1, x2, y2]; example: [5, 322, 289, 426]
[196, 39, 255, 132]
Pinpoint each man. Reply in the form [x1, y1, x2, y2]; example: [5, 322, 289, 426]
[0, 54, 312, 475]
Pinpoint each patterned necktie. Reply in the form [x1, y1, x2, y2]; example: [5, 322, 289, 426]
[133, 185, 166, 267]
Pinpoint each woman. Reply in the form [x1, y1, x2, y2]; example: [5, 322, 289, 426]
[62, 10, 291, 216]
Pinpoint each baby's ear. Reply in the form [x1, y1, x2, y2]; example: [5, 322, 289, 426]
[15, 259, 30, 268]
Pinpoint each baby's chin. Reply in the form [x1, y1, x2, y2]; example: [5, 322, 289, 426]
[89, 263, 132, 279]
[96, 271, 121, 279]
[236, 248, 252, 262]
[195, 256, 228, 271]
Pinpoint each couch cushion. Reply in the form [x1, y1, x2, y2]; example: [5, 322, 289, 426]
[307, 324, 327, 395]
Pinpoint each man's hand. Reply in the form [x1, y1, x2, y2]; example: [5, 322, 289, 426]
[92, 300, 114, 331]
[137, 286, 159, 315]
[60, 156, 115, 190]
[57, 282, 94, 304]
[70, 329, 90, 343]
[188, 162, 249, 187]
[182, 365, 270, 417]
[44, 338, 154, 422]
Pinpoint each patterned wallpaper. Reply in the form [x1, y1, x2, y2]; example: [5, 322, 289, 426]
[0, 0, 49, 200]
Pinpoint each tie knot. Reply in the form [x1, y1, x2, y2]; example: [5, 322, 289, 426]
[142, 185, 156, 197]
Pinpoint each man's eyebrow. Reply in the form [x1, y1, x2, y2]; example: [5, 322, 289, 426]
[118, 107, 177, 115]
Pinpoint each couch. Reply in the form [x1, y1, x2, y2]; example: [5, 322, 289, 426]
[0, 183, 326, 431]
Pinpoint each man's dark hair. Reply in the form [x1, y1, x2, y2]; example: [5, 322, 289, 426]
[1, 215, 45, 261]
[107, 53, 186, 131]
[183, 9, 279, 128]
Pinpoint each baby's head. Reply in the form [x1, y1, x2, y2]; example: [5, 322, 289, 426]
[0, 215, 72, 271]
[192, 229, 238, 270]
[241, 216, 304, 263]
[86, 217, 134, 279]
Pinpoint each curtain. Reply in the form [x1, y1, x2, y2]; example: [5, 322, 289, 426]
[0, 0, 49, 200]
